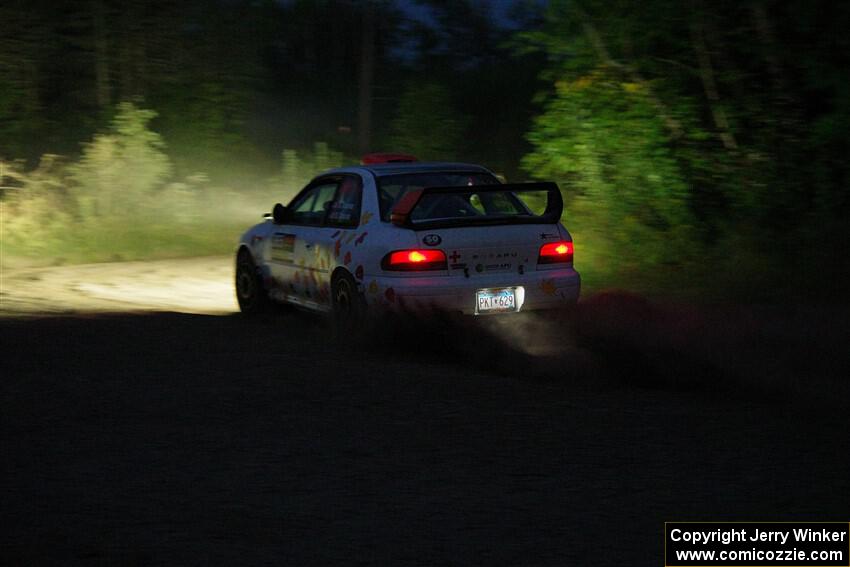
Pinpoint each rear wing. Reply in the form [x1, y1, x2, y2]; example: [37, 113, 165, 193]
[389, 182, 563, 229]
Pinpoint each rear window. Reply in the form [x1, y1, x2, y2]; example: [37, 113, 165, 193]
[410, 190, 549, 222]
[377, 172, 500, 222]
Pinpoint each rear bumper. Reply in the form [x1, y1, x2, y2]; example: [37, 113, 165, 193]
[363, 267, 580, 315]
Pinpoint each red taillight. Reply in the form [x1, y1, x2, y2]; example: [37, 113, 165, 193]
[538, 241, 574, 265]
[381, 249, 447, 271]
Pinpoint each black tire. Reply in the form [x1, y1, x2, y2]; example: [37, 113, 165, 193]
[331, 271, 365, 329]
[235, 250, 270, 314]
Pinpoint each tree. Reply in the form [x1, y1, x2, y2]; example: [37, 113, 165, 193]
[0, 0, 49, 157]
[386, 83, 465, 160]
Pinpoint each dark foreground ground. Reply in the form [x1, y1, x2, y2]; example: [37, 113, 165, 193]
[2, 296, 849, 565]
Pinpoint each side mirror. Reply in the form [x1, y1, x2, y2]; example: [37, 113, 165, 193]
[272, 203, 287, 224]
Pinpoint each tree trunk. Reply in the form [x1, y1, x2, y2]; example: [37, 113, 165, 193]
[750, 1, 785, 99]
[357, 1, 376, 154]
[689, 6, 738, 150]
[92, 0, 110, 110]
[118, 4, 134, 99]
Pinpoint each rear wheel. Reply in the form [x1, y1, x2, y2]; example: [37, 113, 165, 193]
[235, 250, 270, 314]
[331, 271, 365, 329]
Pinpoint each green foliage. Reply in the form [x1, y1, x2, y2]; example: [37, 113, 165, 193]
[387, 83, 466, 161]
[521, 0, 850, 300]
[1, 100, 354, 267]
[278, 142, 349, 198]
[524, 71, 696, 287]
[2, 0, 847, 301]
[69, 103, 171, 219]
[1, 103, 265, 266]
[1, 155, 74, 258]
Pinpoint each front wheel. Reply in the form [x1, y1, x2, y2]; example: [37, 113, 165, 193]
[235, 250, 270, 314]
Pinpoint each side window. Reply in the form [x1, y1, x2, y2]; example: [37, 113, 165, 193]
[327, 176, 362, 228]
[287, 182, 338, 226]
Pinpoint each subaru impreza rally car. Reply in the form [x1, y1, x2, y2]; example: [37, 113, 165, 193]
[235, 154, 580, 319]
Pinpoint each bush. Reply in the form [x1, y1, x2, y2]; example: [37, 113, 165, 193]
[1, 155, 74, 259]
[69, 102, 172, 220]
[2, 103, 241, 265]
[1, 105, 352, 266]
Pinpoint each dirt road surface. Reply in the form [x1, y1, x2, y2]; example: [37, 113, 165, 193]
[2, 258, 848, 565]
[1, 256, 237, 315]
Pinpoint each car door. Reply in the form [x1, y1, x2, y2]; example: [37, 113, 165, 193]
[291, 175, 363, 309]
[273, 178, 339, 308]
[267, 181, 337, 305]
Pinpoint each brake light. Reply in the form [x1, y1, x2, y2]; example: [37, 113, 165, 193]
[381, 249, 447, 271]
[538, 241, 574, 264]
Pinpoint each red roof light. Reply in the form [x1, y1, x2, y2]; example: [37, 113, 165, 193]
[361, 153, 418, 165]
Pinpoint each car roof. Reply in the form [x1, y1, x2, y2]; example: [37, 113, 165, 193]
[323, 161, 494, 178]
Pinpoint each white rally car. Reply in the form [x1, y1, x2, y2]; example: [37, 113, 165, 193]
[235, 154, 580, 318]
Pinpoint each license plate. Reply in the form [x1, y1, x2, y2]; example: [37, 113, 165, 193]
[475, 287, 517, 314]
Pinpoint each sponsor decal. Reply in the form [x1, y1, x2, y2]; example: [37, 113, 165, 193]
[355, 265, 364, 280]
[540, 232, 559, 240]
[471, 251, 517, 261]
[270, 233, 295, 263]
[423, 234, 442, 246]
[343, 251, 352, 265]
[355, 232, 368, 246]
[361, 212, 373, 225]
[540, 279, 557, 295]
[334, 238, 342, 258]
[385, 287, 395, 303]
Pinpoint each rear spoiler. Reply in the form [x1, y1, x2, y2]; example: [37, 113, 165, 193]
[390, 182, 563, 229]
